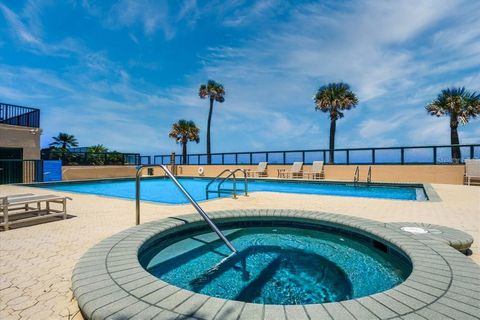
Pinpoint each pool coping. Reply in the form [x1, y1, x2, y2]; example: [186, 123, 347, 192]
[72, 210, 478, 320]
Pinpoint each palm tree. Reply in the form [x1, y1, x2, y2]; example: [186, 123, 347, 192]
[49, 132, 78, 150]
[87, 144, 108, 153]
[169, 120, 200, 165]
[314, 83, 359, 164]
[199, 80, 225, 164]
[426, 87, 480, 163]
[87, 144, 109, 165]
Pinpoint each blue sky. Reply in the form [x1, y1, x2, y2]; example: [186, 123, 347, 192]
[1, 0, 479, 155]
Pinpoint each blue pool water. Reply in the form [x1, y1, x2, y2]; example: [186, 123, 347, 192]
[36, 178, 425, 203]
[139, 225, 412, 304]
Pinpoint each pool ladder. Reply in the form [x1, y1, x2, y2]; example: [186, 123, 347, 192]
[367, 166, 372, 183]
[135, 165, 237, 253]
[353, 166, 372, 184]
[205, 169, 248, 200]
[353, 166, 360, 183]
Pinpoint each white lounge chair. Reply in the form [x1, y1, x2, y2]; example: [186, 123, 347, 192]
[246, 162, 268, 177]
[280, 162, 304, 179]
[464, 159, 480, 185]
[1, 194, 71, 231]
[304, 161, 325, 180]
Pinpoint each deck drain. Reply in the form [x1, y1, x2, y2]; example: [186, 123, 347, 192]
[401, 227, 428, 234]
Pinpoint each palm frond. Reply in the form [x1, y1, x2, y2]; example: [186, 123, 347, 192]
[198, 80, 226, 102]
[313, 82, 359, 120]
[49, 132, 78, 148]
[426, 87, 480, 125]
[169, 120, 200, 144]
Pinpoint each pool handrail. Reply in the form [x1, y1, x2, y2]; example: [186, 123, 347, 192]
[135, 164, 237, 253]
[205, 169, 234, 199]
[354, 166, 360, 183]
[217, 169, 248, 198]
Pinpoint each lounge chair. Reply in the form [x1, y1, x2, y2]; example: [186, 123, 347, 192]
[246, 162, 268, 177]
[304, 161, 325, 180]
[0, 194, 71, 231]
[464, 159, 480, 185]
[280, 162, 304, 179]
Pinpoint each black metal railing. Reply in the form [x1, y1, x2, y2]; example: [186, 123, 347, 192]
[41, 151, 142, 166]
[0, 103, 40, 128]
[153, 144, 480, 166]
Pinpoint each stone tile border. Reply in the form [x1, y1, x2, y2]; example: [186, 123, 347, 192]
[386, 222, 474, 253]
[421, 183, 441, 202]
[72, 210, 479, 320]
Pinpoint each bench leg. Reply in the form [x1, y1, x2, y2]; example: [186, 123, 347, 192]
[62, 199, 67, 220]
[2, 198, 8, 231]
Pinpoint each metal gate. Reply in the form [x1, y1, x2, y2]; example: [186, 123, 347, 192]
[0, 160, 44, 184]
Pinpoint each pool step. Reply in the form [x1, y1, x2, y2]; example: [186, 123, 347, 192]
[207, 188, 248, 198]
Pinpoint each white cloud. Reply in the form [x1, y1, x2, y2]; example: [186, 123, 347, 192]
[104, 0, 202, 39]
[0, 3, 43, 48]
[190, 0, 479, 151]
[222, 0, 285, 27]
[1, 0, 478, 155]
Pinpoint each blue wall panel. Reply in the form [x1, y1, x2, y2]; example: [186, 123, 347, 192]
[43, 160, 62, 182]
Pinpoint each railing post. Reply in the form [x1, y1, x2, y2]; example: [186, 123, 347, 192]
[198, 154, 200, 164]
[372, 149, 376, 164]
[433, 147, 437, 164]
[170, 152, 176, 175]
[470, 145, 474, 160]
[346, 150, 350, 165]
[302, 151, 305, 163]
[135, 170, 141, 225]
[232, 174, 237, 199]
[235, 153, 238, 165]
[283, 152, 286, 164]
[323, 150, 326, 163]
[222, 154, 225, 165]
[400, 148, 404, 165]
[266, 152, 269, 162]
[250, 153, 253, 165]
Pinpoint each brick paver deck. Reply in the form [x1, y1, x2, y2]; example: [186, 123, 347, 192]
[0, 183, 479, 319]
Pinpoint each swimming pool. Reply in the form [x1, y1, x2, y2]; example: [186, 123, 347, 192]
[34, 177, 427, 203]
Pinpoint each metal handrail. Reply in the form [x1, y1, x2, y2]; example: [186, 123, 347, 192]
[353, 166, 360, 183]
[367, 166, 372, 183]
[205, 169, 234, 199]
[136, 165, 237, 253]
[217, 169, 248, 199]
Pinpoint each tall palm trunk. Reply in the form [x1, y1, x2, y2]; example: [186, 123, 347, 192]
[206, 98, 214, 164]
[182, 140, 187, 165]
[62, 142, 67, 163]
[328, 119, 336, 164]
[450, 114, 461, 163]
